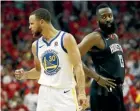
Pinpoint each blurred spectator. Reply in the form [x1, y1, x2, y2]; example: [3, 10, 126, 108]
[129, 59, 140, 77]
[24, 88, 38, 111]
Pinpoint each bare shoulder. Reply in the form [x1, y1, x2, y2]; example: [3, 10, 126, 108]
[82, 31, 102, 46]
[90, 31, 101, 38]
[64, 33, 75, 41]
[63, 33, 76, 45]
[85, 31, 101, 41]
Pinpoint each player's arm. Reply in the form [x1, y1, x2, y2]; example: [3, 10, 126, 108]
[78, 32, 116, 90]
[15, 41, 41, 80]
[64, 33, 86, 95]
[25, 41, 41, 79]
[78, 32, 102, 80]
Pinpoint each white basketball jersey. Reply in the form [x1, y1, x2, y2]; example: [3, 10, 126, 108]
[36, 31, 76, 88]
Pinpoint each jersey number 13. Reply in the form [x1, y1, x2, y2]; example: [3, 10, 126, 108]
[118, 55, 124, 68]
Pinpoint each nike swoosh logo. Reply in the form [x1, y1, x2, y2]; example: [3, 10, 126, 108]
[64, 90, 70, 93]
[39, 45, 44, 48]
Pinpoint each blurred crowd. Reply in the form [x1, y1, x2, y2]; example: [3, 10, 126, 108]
[1, 1, 140, 111]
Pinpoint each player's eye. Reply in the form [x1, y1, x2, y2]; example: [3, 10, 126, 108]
[108, 14, 112, 18]
[102, 16, 106, 19]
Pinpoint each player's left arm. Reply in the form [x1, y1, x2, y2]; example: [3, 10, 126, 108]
[64, 33, 86, 96]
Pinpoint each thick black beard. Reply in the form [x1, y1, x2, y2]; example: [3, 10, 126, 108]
[99, 21, 117, 35]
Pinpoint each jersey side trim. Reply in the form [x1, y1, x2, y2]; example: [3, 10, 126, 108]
[61, 32, 67, 53]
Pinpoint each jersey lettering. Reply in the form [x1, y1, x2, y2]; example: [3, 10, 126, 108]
[110, 43, 123, 54]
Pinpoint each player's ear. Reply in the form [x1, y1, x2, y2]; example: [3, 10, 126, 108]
[40, 19, 44, 25]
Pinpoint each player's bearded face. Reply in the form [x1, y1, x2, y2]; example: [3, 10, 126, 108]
[99, 20, 116, 35]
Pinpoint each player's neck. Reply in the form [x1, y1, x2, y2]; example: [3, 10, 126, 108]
[42, 24, 59, 40]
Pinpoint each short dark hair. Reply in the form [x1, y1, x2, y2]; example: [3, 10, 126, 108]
[30, 8, 51, 23]
[96, 3, 110, 15]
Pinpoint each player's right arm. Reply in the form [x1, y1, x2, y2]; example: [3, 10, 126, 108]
[14, 41, 41, 80]
[78, 32, 116, 90]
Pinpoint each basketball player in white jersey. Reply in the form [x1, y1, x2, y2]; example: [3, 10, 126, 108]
[14, 8, 87, 111]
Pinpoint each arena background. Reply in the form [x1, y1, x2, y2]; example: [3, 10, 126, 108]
[1, 1, 140, 111]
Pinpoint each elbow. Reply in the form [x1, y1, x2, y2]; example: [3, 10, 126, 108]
[78, 45, 83, 57]
[79, 51, 83, 57]
[79, 48, 84, 57]
[78, 44, 86, 57]
[79, 47, 86, 57]
[80, 52, 85, 57]
[80, 51, 86, 57]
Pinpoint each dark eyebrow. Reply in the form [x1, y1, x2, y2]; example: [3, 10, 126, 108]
[100, 12, 112, 16]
